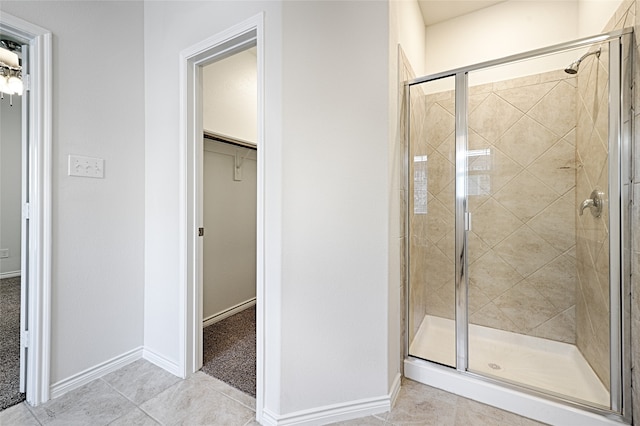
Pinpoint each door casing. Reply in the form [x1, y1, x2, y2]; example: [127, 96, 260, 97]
[0, 12, 53, 407]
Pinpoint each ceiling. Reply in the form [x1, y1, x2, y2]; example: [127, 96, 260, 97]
[417, 0, 507, 26]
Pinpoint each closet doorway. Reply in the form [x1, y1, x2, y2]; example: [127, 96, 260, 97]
[0, 12, 52, 408]
[199, 46, 258, 397]
[0, 38, 25, 411]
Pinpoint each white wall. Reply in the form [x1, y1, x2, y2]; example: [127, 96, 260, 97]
[390, 0, 426, 76]
[579, 0, 624, 36]
[0, 95, 22, 276]
[279, 0, 390, 412]
[0, 1, 145, 385]
[424, 0, 626, 78]
[144, 0, 393, 418]
[143, 0, 285, 413]
[202, 140, 256, 321]
[424, 1, 580, 79]
[203, 49, 257, 143]
[388, 0, 426, 395]
[2, 0, 396, 418]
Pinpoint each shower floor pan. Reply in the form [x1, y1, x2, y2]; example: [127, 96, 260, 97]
[409, 315, 609, 408]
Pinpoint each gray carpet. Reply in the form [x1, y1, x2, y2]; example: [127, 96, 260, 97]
[201, 306, 256, 397]
[0, 277, 25, 411]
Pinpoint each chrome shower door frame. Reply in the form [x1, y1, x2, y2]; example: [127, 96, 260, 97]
[404, 28, 633, 424]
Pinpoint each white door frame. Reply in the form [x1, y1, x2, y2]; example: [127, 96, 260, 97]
[179, 13, 265, 420]
[0, 12, 52, 406]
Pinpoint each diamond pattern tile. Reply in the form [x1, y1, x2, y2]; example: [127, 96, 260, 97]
[423, 196, 452, 243]
[531, 307, 576, 344]
[469, 302, 521, 333]
[496, 115, 558, 167]
[472, 198, 523, 248]
[526, 254, 576, 311]
[469, 249, 523, 300]
[469, 93, 523, 142]
[426, 102, 455, 148]
[495, 80, 557, 113]
[494, 225, 561, 277]
[494, 171, 559, 222]
[426, 150, 454, 195]
[527, 194, 575, 252]
[527, 139, 576, 195]
[406, 64, 618, 348]
[493, 280, 561, 331]
[582, 130, 608, 189]
[528, 80, 576, 137]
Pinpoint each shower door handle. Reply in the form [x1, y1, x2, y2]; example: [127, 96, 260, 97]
[579, 189, 604, 218]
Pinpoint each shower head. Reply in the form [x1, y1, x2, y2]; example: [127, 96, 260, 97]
[564, 61, 580, 75]
[564, 48, 601, 74]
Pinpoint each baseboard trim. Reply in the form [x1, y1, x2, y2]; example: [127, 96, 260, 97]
[50, 347, 143, 399]
[142, 347, 182, 377]
[389, 372, 402, 407]
[203, 297, 256, 328]
[260, 390, 394, 425]
[0, 271, 20, 279]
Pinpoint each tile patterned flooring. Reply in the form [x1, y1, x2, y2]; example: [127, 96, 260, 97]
[0, 359, 544, 425]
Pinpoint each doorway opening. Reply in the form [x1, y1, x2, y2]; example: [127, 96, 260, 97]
[180, 13, 265, 421]
[199, 46, 258, 397]
[0, 13, 52, 408]
[0, 35, 25, 411]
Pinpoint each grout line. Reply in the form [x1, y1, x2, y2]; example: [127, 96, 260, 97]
[197, 373, 256, 412]
[22, 402, 44, 426]
[136, 405, 165, 426]
[209, 384, 256, 412]
[98, 377, 145, 412]
[241, 415, 258, 426]
[98, 372, 180, 425]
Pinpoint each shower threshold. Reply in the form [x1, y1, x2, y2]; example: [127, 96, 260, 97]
[409, 315, 609, 408]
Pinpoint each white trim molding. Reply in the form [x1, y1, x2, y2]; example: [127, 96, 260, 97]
[0, 271, 21, 279]
[0, 12, 52, 407]
[260, 377, 400, 426]
[389, 372, 402, 407]
[179, 11, 266, 421]
[203, 298, 256, 328]
[142, 347, 182, 377]
[50, 347, 143, 399]
[260, 382, 400, 426]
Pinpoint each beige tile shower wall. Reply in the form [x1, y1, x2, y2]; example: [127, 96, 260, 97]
[634, 0, 640, 418]
[573, 0, 636, 394]
[465, 71, 578, 345]
[408, 70, 578, 345]
[407, 84, 436, 340]
[421, 88, 456, 323]
[408, 83, 457, 343]
[574, 41, 611, 392]
[619, 0, 640, 419]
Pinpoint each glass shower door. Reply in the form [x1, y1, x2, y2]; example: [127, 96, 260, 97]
[405, 29, 632, 419]
[407, 76, 457, 368]
[464, 40, 618, 409]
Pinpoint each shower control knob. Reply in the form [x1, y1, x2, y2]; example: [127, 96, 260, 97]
[579, 189, 605, 218]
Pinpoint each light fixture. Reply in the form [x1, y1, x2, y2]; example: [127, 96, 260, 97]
[0, 73, 12, 95]
[0, 40, 23, 98]
[8, 75, 23, 95]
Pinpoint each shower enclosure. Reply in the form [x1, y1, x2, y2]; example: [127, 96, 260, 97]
[404, 28, 632, 424]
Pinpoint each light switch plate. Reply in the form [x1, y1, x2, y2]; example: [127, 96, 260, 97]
[68, 155, 104, 178]
[0, 249, 9, 259]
